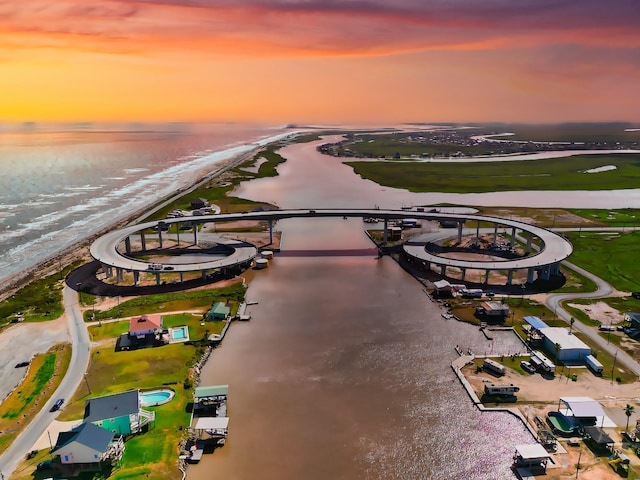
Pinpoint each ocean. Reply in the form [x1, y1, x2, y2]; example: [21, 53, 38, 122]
[0, 122, 288, 286]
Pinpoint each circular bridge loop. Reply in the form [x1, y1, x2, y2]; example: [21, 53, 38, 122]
[90, 209, 572, 284]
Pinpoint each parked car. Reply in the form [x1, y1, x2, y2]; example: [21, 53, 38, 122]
[50, 398, 64, 412]
[37, 459, 52, 470]
[520, 361, 536, 374]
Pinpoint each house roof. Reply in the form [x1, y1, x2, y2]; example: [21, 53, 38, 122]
[129, 314, 162, 334]
[481, 301, 510, 311]
[52, 422, 114, 454]
[195, 385, 229, 398]
[560, 397, 606, 418]
[84, 390, 140, 423]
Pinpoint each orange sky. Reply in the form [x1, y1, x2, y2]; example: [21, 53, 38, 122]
[1, 0, 639, 124]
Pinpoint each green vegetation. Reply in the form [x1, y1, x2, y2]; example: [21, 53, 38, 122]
[0, 261, 82, 327]
[0, 344, 71, 452]
[84, 282, 246, 321]
[345, 153, 640, 193]
[503, 123, 640, 144]
[565, 231, 640, 292]
[570, 208, 640, 228]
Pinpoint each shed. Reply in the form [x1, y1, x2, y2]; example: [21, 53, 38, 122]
[540, 327, 591, 362]
[206, 302, 230, 321]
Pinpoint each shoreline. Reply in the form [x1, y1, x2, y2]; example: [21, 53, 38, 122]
[0, 132, 298, 304]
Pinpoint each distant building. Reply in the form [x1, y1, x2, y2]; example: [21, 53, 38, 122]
[190, 198, 208, 210]
[475, 301, 510, 319]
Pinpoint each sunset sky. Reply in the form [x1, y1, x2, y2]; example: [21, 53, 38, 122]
[1, 0, 639, 124]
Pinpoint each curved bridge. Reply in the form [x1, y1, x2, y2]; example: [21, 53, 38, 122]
[90, 208, 572, 285]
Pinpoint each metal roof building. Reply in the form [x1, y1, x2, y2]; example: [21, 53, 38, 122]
[540, 327, 591, 362]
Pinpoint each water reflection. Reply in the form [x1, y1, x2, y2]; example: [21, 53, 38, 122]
[234, 137, 640, 208]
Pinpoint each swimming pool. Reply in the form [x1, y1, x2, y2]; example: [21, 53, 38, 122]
[140, 389, 175, 407]
[172, 326, 188, 340]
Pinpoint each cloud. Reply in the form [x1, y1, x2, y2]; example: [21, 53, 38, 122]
[0, 0, 639, 59]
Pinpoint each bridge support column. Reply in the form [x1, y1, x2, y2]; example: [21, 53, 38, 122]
[461, 268, 466, 281]
[158, 230, 163, 249]
[493, 224, 498, 243]
[125, 237, 131, 255]
[269, 219, 273, 244]
[551, 262, 561, 276]
[440, 265, 446, 276]
[510, 227, 517, 249]
[155, 273, 161, 285]
[193, 225, 198, 245]
[475, 220, 480, 243]
[542, 267, 551, 281]
[180, 273, 184, 283]
[141, 231, 146, 251]
[457, 222, 463, 243]
[102, 263, 113, 278]
[202, 271, 207, 279]
[525, 233, 532, 254]
[176, 228, 180, 246]
[133, 271, 139, 285]
[383, 219, 388, 243]
[116, 268, 124, 283]
[484, 270, 490, 284]
[527, 268, 535, 284]
[507, 270, 514, 285]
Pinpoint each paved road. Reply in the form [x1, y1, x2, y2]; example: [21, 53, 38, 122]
[542, 260, 640, 377]
[0, 286, 90, 479]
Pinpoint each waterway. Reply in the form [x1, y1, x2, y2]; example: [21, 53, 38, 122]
[191, 137, 539, 479]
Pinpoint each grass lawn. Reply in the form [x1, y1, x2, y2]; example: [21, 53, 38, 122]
[86, 282, 246, 321]
[0, 344, 71, 452]
[565, 231, 640, 292]
[570, 208, 640, 228]
[0, 261, 82, 328]
[345, 153, 640, 193]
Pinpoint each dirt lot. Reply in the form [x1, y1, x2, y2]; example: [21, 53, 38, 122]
[463, 361, 640, 479]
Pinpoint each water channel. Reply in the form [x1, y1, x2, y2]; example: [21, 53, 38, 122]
[188, 138, 548, 479]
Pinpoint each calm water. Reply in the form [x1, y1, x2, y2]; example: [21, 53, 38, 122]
[0, 123, 287, 284]
[234, 136, 640, 210]
[190, 137, 541, 479]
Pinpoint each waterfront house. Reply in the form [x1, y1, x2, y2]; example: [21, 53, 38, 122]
[128, 314, 163, 339]
[475, 301, 510, 320]
[206, 302, 230, 321]
[52, 422, 124, 467]
[84, 390, 155, 435]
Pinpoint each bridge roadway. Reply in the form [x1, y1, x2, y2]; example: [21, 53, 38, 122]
[90, 209, 572, 284]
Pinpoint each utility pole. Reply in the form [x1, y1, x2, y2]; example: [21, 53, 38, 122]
[611, 350, 618, 385]
[84, 373, 92, 394]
